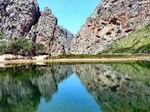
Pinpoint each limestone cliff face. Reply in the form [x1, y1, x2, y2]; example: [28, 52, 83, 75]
[1, 0, 150, 55]
[0, 0, 73, 55]
[0, 0, 40, 38]
[28, 7, 74, 55]
[70, 0, 150, 54]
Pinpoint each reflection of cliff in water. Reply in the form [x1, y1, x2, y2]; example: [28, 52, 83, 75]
[74, 63, 150, 112]
[0, 63, 150, 112]
[0, 65, 72, 112]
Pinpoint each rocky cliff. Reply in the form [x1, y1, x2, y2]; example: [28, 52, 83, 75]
[27, 7, 74, 55]
[104, 23, 150, 54]
[0, 0, 40, 38]
[70, 0, 150, 54]
[1, 0, 150, 55]
[0, 0, 73, 56]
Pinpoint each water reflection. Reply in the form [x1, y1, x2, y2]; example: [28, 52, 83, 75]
[0, 65, 73, 112]
[37, 75, 101, 112]
[0, 62, 149, 112]
[74, 62, 150, 112]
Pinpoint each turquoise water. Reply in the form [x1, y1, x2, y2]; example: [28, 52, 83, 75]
[0, 62, 150, 112]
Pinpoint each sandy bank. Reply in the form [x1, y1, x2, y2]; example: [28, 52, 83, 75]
[0, 54, 49, 61]
[0, 54, 149, 66]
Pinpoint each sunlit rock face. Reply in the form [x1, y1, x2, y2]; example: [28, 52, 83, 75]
[70, 0, 150, 54]
[0, 0, 40, 39]
[74, 64, 150, 112]
[0, 65, 72, 112]
[28, 7, 74, 55]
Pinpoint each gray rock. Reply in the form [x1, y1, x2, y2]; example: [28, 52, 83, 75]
[0, 0, 40, 39]
[0, 0, 74, 56]
[28, 7, 74, 56]
[70, 0, 150, 54]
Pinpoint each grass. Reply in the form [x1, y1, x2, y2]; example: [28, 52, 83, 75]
[104, 24, 150, 54]
[51, 53, 150, 58]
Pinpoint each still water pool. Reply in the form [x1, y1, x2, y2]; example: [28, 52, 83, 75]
[37, 75, 101, 112]
[0, 62, 149, 112]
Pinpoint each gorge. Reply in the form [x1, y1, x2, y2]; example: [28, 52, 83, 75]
[0, 0, 150, 56]
[0, 1, 150, 112]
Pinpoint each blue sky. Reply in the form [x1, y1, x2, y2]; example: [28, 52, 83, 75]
[37, 0, 100, 34]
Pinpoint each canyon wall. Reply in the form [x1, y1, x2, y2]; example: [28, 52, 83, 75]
[70, 0, 150, 54]
[0, 0, 73, 55]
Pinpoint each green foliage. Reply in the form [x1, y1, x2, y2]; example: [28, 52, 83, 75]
[0, 37, 46, 56]
[104, 24, 150, 54]
[0, 41, 7, 54]
[6, 38, 33, 55]
[51, 53, 150, 59]
[0, 32, 3, 39]
[34, 43, 46, 55]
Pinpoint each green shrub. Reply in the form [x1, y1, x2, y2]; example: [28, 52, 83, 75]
[34, 43, 46, 55]
[5, 38, 33, 55]
[0, 32, 3, 39]
[0, 41, 7, 54]
[0, 37, 47, 56]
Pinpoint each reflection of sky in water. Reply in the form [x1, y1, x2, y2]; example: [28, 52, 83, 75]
[37, 74, 101, 112]
[1, 62, 149, 112]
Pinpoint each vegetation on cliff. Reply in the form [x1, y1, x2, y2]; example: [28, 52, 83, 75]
[0, 37, 46, 56]
[104, 24, 150, 54]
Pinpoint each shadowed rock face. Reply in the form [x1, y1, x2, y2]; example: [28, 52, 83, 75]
[74, 64, 150, 112]
[0, 0, 40, 39]
[0, 65, 72, 112]
[70, 0, 150, 54]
